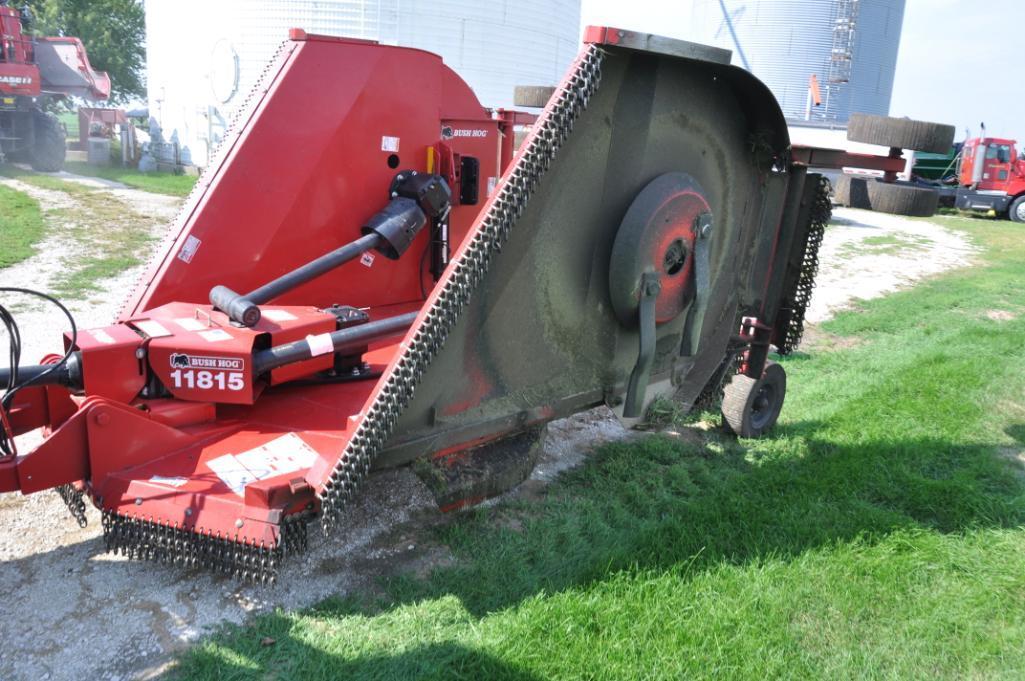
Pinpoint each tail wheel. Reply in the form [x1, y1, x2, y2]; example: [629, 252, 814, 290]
[721, 360, 786, 438]
[1009, 195, 1025, 224]
[846, 113, 955, 154]
[29, 110, 66, 173]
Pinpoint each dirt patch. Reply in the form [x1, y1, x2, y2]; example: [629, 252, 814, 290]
[799, 325, 864, 353]
[986, 309, 1016, 322]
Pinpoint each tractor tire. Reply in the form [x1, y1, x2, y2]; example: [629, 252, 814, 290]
[721, 361, 786, 438]
[865, 181, 939, 217]
[513, 85, 555, 108]
[834, 174, 939, 217]
[847, 113, 955, 154]
[1009, 195, 1025, 223]
[29, 110, 66, 172]
[831, 173, 871, 209]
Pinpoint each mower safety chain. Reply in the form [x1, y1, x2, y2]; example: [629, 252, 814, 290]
[316, 45, 605, 533]
[100, 510, 311, 584]
[778, 174, 831, 354]
[55, 484, 88, 528]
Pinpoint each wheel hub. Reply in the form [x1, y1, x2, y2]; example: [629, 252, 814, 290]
[608, 172, 712, 326]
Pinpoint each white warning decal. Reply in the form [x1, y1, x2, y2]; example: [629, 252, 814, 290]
[148, 475, 188, 488]
[360, 251, 375, 267]
[262, 309, 298, 322]
[381, 135, 400, 152]
[174, 317, 207, 331]
[207, 433, 320, 496]
[87, 329, 116, 345]
[177, 235, 202, 264]
[135, 319, 171, 338]
[199, 329, 232, 342]
[487, 176, 497, 197]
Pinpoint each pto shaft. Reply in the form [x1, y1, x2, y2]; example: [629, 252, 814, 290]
[252, 311, 417, 375]
[211, 195, 429, 327]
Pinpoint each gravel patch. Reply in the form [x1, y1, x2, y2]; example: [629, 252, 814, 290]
[807, 207, 977, 323]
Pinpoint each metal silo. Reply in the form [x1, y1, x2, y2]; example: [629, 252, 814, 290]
[144, 0, 580, 167]
[687, 0, 905, 123]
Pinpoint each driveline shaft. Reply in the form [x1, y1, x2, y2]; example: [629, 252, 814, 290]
[252, 311, 417, 375]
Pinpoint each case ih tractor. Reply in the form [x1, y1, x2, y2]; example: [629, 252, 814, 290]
[0, 2, 110, 171]
[0, 27, 935, 583]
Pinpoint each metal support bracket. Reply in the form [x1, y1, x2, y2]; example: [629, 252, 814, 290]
[624, 272, 661, 417]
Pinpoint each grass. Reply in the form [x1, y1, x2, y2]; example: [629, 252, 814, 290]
[63, 161, 196, 197]
[175, 213, 1025, 680]
[835, 232, 931, 259]
[0, 183, 45, 268]
[0, 164, 94, 195]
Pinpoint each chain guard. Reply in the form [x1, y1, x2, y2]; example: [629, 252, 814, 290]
[777, 174, 831, 354]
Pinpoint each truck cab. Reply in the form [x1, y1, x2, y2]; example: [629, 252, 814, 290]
[956, 137, 1025, 221]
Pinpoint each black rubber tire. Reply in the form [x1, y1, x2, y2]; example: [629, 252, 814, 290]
[513, 85, 555, 108]
[833, 174, 938, 216]
[29, 110, 66, 172]
[721, 361, 786, 438]
[847, 113, 955, 154]
[831, 173, 871, 209]
[1009, 195, 1025, 223]
[866, 181, 939, 217]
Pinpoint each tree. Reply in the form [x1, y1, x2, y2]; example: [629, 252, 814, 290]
[24, 0, 145, 104]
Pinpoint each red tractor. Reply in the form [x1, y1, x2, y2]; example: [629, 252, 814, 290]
[952, 137, 1025, 223]
[0, 2, 109, 171]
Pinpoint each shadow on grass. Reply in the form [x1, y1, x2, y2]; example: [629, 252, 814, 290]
[170, 417, 1025, 678]
[381, 423, 1025, 618]
[180, 636, 545, 680]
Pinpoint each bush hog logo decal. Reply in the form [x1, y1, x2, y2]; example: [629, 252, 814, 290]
[441, 126, 488, 140]
[168, 354, 245, 391]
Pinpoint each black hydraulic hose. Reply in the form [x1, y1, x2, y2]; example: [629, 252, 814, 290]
[210, 232, 384, 327]
[0, 356, 80, 388]
[0, 287, 78, 458]
[253, 311, 417, 376]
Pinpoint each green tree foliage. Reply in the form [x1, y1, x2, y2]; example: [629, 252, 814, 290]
[24, 0, 145, 104]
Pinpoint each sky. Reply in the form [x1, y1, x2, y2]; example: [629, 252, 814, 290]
[579, 0, 1024, 145]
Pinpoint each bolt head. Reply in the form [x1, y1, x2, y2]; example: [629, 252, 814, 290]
[134, 497, 142, 505]
[135, 348, 146, 359]
[184, 508, 193, 517]
[235, 519, 244, 528]
[95, 412, 110, 426]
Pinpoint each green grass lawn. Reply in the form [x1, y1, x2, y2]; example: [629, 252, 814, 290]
[63, 161, 196, 197]
[176, 213, 1025, 680]
[0, 183, 45, 268]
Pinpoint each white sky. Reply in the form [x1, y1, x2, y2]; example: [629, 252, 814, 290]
[580, 0, 1023, 145]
